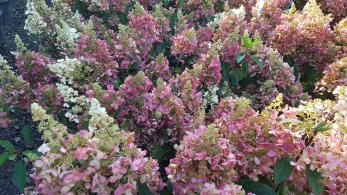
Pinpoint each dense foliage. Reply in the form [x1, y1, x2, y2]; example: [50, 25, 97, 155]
[1, 0, 347, 194]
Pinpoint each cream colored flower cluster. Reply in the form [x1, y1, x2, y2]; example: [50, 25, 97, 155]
[56, 83, 89, 123]
[31, 102, 68, 149]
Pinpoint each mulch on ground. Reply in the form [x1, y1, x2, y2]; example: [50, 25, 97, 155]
[0, 0, 40, 194]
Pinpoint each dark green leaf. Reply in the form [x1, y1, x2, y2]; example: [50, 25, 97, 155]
[114, 80, 122, 90]
[0, 152, 10, 167]
[126, 2, 135, 11]
[155, 42, 165, 55]
[21, 125, 33, 144]
[306, 166, 324, 195]
[178, 0, 185, 8]
[12, 161, 27, 193]
[2, 105, 10, 113]
[222, 62, 230, 82]
[171, 84, 178, 93]
[236, 179, 276, 195]
[315, 121, 330, 132]
[274, 156, 294, 184]
[251, 55, 264, 69]
[207, 15, 215, 22]
[137, 181, 151, 195]
[0, 139, 16, 152]
[23, 150, 41, 161]
[169, 13, 176, 32]
[215, 1, 225, 12]
[241, 62, 249, 75]
[151, 145, 171, 160]
[160, 182, 173, 195]
[8, 154, 17, 161]
[82, 120, 89, 129]
[117, 12, 129, 25]
[277, 184, 289, 195]
[300, 65, 322, 93]
[174, 66, 182, 74]
[230, 74, 238, 87]
[236, 53, 246, 63]
[232, 68, 246, 82]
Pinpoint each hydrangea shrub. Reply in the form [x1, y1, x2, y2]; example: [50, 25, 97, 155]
[0, 0, 347, 194]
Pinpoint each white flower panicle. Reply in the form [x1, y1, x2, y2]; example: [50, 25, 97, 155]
[25, 0, 85, 42]
[209, 5, 246, 30]
[88, 98, 118, 133]
[55, 21, 80, 53]
[31, 102, 68, 146]
[56, 83, 89, 123]
[203, 85, 220, 108]
[25, 0, 49, 35]
[48, 57, 81, 83]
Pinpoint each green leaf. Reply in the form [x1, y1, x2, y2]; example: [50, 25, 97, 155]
[236, 53, 246, 63]
[114, 80, 122, 90]
[126, 1, 135, 11]
[8, 154, 17, 161]
[174, 66, 182, 74]
[21, 125, 33, 144]
[306, 166, 324, 195]
[151, 145, 171, 160]
[241, 62, 249, 75]
[156, 43, 165, 54]
[169, 13, 176, 32]
[171, 84, 178, 93]
[252, 38, 262, 47]
[23, 150, 41, 161]
[241, 36, 253, 49]
[251, 55, 264, 69]
[236, 179, 276, 195]
[12, 161, 27, 193]
[230, 74, 238, 87]
[0, 152, 10, 167]
[278, 184, 289, 195]
[137, 181, 151, 195]
[178, 0, 185, 8]
[207, 15, 215, 22]
[81, 120, 89, 129]
[117, 11, 129, 25]
[274, 156, 294, 185]
[0, 139, 16, 152]
[222, 62, 230, 82]
[315, 121, 330, 132]
[232, 68, 246, 82]
[160, 182, 173, 195]
[215, 0, 225, 12]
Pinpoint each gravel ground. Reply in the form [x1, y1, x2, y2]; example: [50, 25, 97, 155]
[0, 0, 40, 194]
